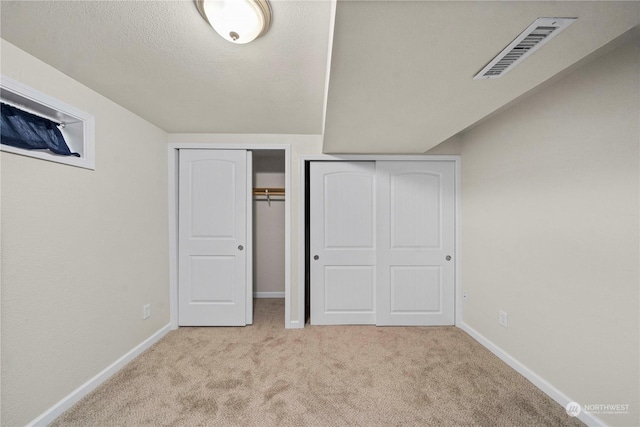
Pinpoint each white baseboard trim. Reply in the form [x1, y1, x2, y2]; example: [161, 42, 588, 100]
[286, 319, 304, 329]
[458, 322, 606, 427]
[27, 323, 172, 427]
[253, 291, 285, 298]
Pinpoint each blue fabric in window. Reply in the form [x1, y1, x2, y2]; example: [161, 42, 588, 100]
[1, 102, 79, 157]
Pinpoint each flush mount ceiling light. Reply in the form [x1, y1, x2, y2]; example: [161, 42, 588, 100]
[196, 0, 272, 44]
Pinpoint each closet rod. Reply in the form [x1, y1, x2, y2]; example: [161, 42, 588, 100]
[253, 187, 285, 196]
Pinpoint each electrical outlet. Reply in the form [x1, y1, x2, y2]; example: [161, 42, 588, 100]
[499, 310, 508, 328]
[143, 304, 151, 320]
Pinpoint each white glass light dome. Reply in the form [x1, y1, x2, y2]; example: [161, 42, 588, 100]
[196, 0, 272, 44]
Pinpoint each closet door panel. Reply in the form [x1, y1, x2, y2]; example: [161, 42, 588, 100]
[390, 173, 441, 249]
[179, 149, 251, 326]
[390, 266, 441, 312]
[190, 256, 235, 302]
[325, 266, 375, 312]
[323, 172, 375, 249]
[310, 161, 376, 325]
[377, 161, 455, 326]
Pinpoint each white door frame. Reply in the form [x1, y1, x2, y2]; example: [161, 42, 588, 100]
[299, 155, 462, 327]
[169, 142, 291, 329]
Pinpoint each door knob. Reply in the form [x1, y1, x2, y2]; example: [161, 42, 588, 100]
[314, 255, 319, 260]
[238, 245, 244, 251]
[446, 255, 451, 261]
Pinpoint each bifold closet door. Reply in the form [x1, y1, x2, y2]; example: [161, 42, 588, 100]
[310, 162, 376, 325]
[178, 149, 252, 326]
[376, 161, 455, 325]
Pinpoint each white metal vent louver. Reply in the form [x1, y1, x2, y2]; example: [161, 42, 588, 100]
[474, 17, 577, 80]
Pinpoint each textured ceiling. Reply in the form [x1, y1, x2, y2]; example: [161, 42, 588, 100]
[0, 0, 331, 134]
[1, 1, 639, 153]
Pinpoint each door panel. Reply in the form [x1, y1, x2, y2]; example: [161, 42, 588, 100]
[324, 266, 375, 312]
[377, 161, 455, 326]
[190, 160, 236, 237]
[310, 162, 376, 325]
[390, 173, 441, 249]
[390, 266, 441, 312]
[179, 149, 251, 326]
[323, 172, 375, 249]
[190, 256, 235, 302]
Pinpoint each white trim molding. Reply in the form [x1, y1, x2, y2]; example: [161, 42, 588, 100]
[458, 322, 606, 427]
[27, 323, 171, 427]
[454, 157, 463, 327]
[254, 292, 285, 298]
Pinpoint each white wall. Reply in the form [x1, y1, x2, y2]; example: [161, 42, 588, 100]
[1, 40, 170, 426]
[253, 152, 286, 294]
[460, 36, 639, 426]
[425, 134, 462, 155]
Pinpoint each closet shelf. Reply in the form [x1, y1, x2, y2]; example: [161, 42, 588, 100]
[253, 187, 285, 196]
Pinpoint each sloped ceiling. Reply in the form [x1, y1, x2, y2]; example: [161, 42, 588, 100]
[2, 1, 639, 153]
[325, 1, 640, 153]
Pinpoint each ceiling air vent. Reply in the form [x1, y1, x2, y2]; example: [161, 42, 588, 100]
[474, 17, 577, 80]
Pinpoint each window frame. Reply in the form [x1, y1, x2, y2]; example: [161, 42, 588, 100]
[1, 74, 95, 170]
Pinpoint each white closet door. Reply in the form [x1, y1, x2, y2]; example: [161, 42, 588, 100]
[376, 161, 455, 325]
[310, 162, 376, 325]
[178, 149, 252, 326]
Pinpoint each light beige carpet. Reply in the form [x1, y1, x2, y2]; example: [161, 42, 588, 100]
[52, 299, 583, 426]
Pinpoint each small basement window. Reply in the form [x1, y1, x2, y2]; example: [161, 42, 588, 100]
[1, 74, 95, 170]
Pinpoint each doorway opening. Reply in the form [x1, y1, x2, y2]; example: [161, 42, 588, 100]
[252, 150, 286, 321]
[168, 143, 292, 329]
